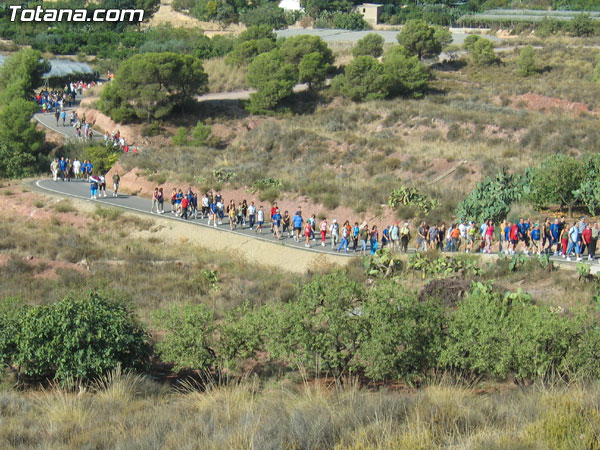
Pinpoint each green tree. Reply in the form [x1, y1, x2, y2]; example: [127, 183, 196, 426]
[0, 297, 27, 370]
[152, 303, 216, 372]
[569, 13, 597, 37]
[0, 98, 45, 178]
[359, 282, 444, 382]
[352, 33, 384, 58]
[238, 24, 277, 42]
[99, 52, 208, 122]
[280, 34, 334, 67]
[397, 19, 442, 60]
[462, 34, 482, 52]
[0, 49, 50, 103]
[239, 4, 287, 29]
[264, 271, 366, 378]
[172, 127, 189, 146]
[433, 26, 453, 47]
[518, 45, 537, 76]
[16, 291, 150, 383]
[456, 170, 527, 225]
[471, 37, 496, 66]
[246, 49, 298, 113]
[218, 302, 266, 370]
[298, 51, 329, 89]
[225, 38, 277, 66]
[530, 154, 584, 217]
[331, 55, 389, 101]
[382, 46, 429, 97]
[191, 121, 212, 146]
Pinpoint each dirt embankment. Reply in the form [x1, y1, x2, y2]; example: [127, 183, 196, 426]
[511, 93, 599, 116]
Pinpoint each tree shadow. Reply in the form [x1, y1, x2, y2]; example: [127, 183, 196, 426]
[432, 59, 467, 72]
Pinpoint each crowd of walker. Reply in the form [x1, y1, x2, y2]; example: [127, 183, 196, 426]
[47, 159, 600, 260]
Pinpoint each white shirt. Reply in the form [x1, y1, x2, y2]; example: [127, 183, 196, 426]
[73, 160, 80, 171]
[202, 196, 209, 207]
[248, 205, 256, 216]
[458, 223, 468, 238]
[257, 210, 264, 221]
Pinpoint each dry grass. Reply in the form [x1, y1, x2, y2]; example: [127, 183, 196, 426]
[204, 57, 248, 93]
[1, 377, 598, 449]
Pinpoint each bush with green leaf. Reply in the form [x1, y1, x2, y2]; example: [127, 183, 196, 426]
[518, 45, 537, 76]
[470, 37, 496, 66]
[442, 283, 579, 380]
[0, 297, 27, 370]
[192, 121, 212, 146]
[151, 303, 216, 372]
[15, 291, 149, 383]
[352, 33, 385, 58]
[331, 55, 388, 101]
[172, 127, 189, 146]
[397, 19, 442, 60]
[359, 281, 444, 382]
[246, 49, 298, 113]
[263, 271, 366, 378]
[456, 169, 527, 225]
[388, 185, 439, 213]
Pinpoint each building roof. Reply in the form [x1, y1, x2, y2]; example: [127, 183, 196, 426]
[278, 0, 303, 11]
[0, 55, 95, 79]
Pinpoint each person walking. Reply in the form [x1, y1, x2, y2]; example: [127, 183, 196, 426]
[337, 220, 350, 253]
[330, 219, 339, 249]
[484, 220, 494, 253]
[293, 211, 304, 242]
[352, 222, 360, 252]
[590, 222, 599, 261]
[304, 219, 313, 248]
[273, 208, 282, 239]
[400, 222, 410, 253]
[151, 187, 160, 213]
[583, 224, 592, 260]
[248, 201, 256, 230]
[256, 206, 264, 233]
[566, 222, 581, 262]
[370, 225, 379, 255]
[282, 210, 291, 237]
[320, 218, 328, 247]
[181, 195, 189, 220]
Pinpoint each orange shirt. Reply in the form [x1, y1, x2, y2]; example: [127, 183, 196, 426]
[451, 228, 460, 239]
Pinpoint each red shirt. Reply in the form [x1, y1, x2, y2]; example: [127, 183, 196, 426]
[271, 207, 277, 218]
[181, 198, 189, 208]
[509, 224, 519, 241]
[583, 228, 592, 244]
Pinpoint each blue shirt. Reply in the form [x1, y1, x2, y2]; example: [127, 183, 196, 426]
[293, 215, 303, 228]
[273, 213, 281, 226]
[531, 229, 540, 241]
[550, 223, 560, 239]
[504, 226, 510, 241]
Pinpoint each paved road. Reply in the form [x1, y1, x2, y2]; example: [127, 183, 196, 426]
[32, 178, 600, 272]
[34, 178, 357, 258]
[276, 28, 502, 45]
[34, 106, 104, 143]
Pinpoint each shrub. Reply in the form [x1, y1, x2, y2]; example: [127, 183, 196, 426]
[382, 47, 429, 97]
[397, 19, 442, 59]
[332, 12, 370, 31]
[218, 302, 265, 370]
[462, 34, 482, 52]
[15, 291, 150, 383]
[331, 55, 388, 101]
[172, 127, 189, 146]
[82, 144, 120, 175]
[442, 283, 579, 381]
[456, 169, 527, 225]
[191, 121, 211, 146]
[246, 50, 297, 113]
[239, 4, 288, 30]
[517, 45, 537, 76]
[0, 297, 27, 369]
[568, 14, 597, 37]
[471, 38, 496, 66]
[352, 33, 384, 58]
[359, 281, 444, 382]
[264, 271, 366, 378]
[151, 303, 216, 373]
